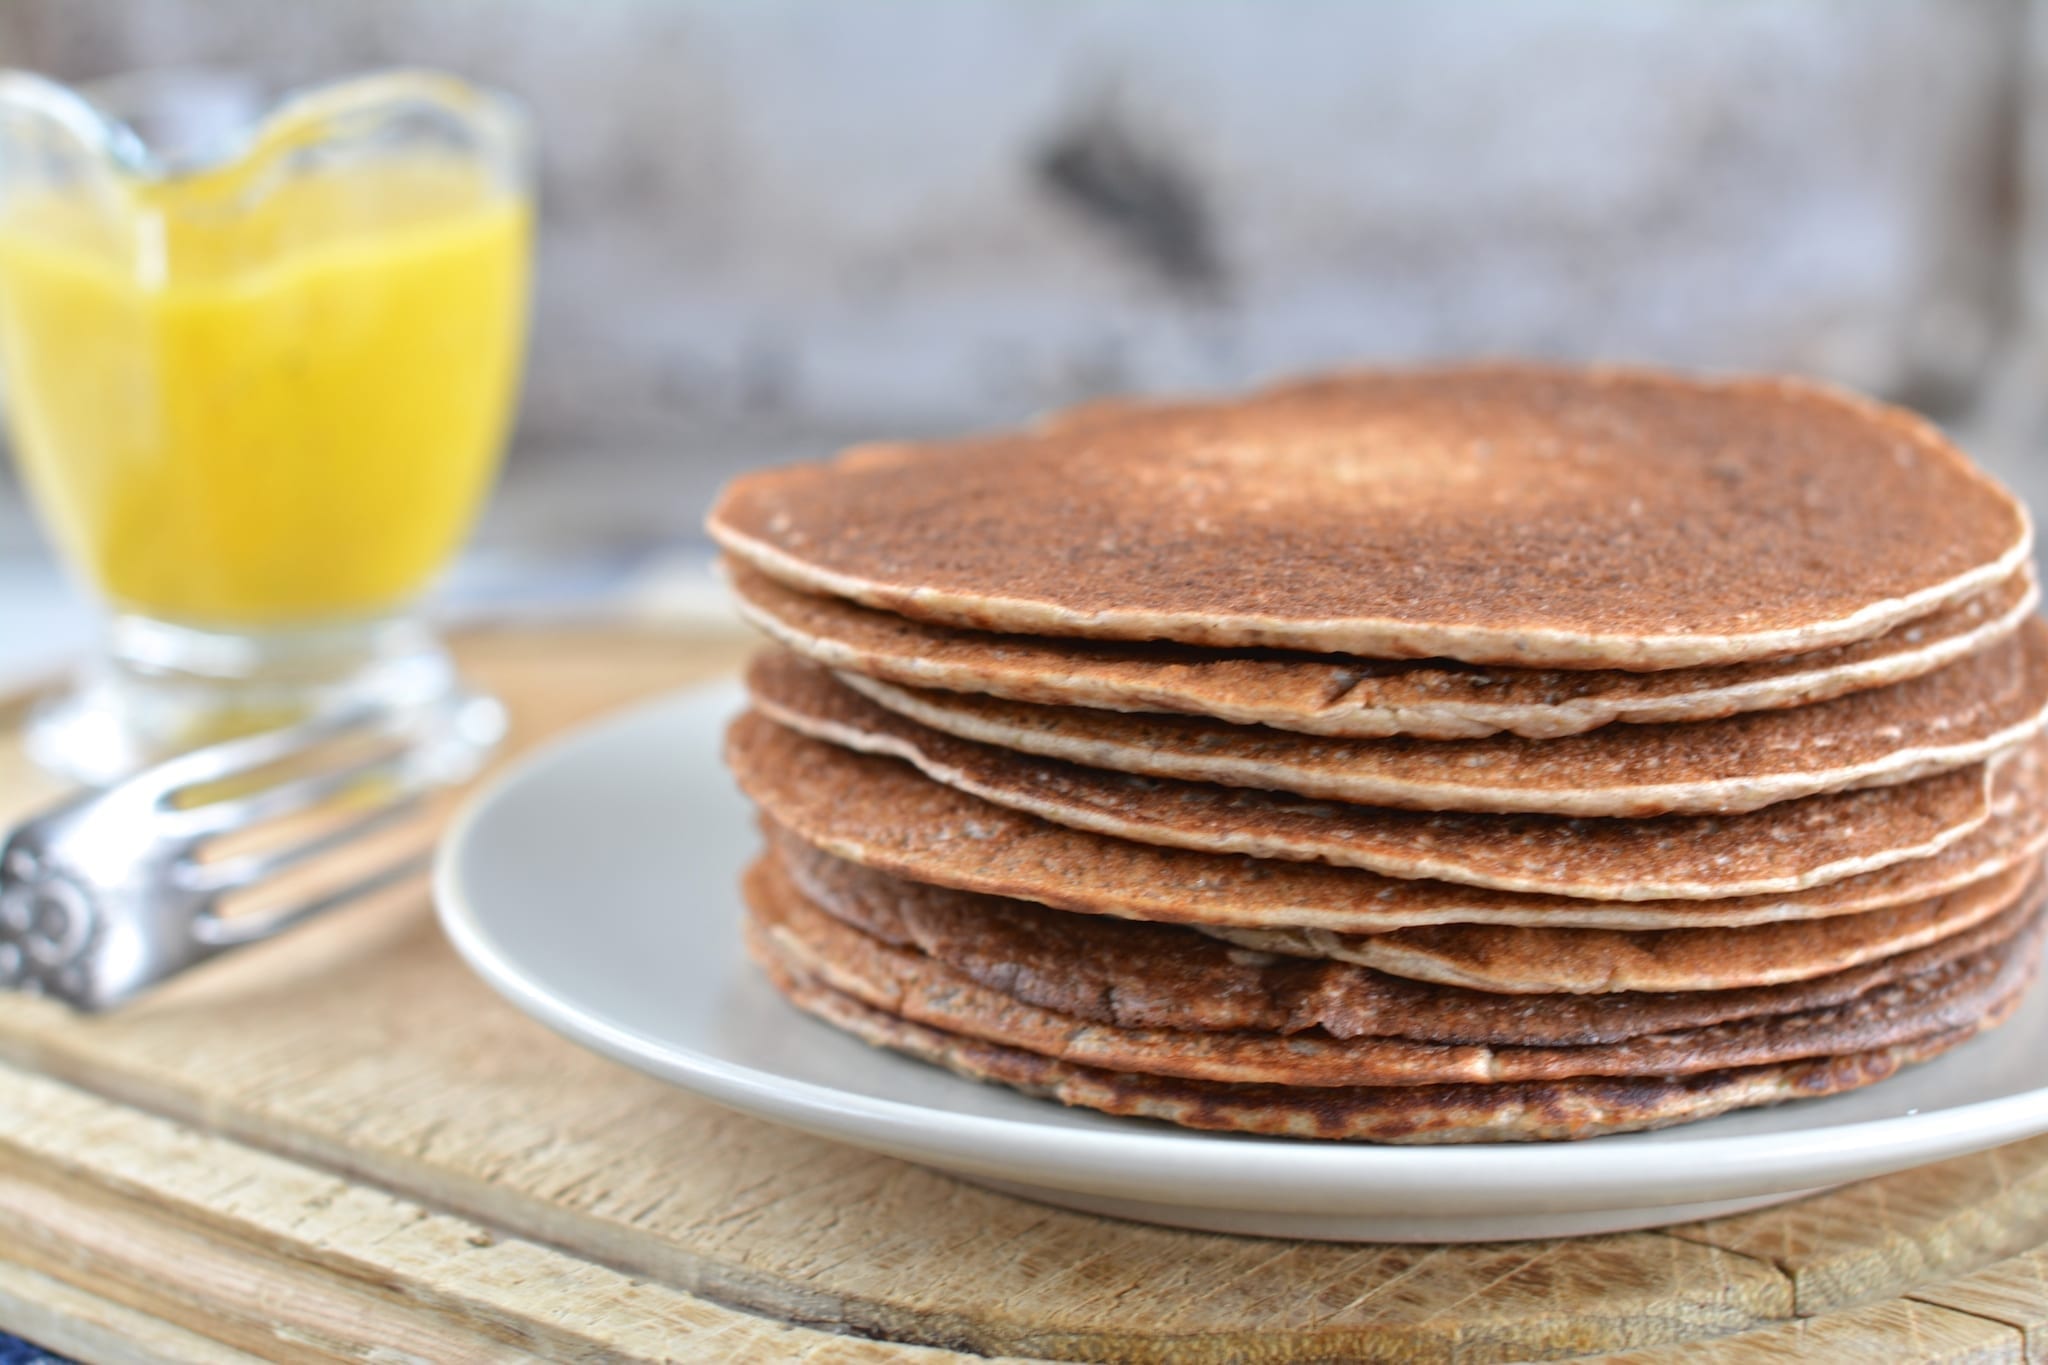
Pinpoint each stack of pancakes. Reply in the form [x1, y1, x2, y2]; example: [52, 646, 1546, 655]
[708, 365, 2048, 1142]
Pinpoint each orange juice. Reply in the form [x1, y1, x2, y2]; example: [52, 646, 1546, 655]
[0, 160, 530, 625]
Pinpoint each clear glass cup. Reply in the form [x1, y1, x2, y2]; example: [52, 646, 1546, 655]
[0, 69, 533, 783]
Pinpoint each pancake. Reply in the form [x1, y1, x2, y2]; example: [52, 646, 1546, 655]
[726, 716, 2048, 930]
[756, 949, 2012, 1142]
[768, 830, 2045, 1031]
[743, 661, 1996, 900]
[1202, 862, 2041, 994]
[729, 560, 2040, 741]
[708, 365, 2033, 669]
[748, 858, 2043, 1087]
[830, 618, 2048, 816]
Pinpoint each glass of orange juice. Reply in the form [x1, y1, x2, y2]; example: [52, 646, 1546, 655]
[0, 69, 532, 782]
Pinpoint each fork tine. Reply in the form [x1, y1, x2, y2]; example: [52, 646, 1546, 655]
[158, 742, 435, 841]
[174, 793, 425, 894]
[129, 703, 392, 805]
[192, 848, 432, 949]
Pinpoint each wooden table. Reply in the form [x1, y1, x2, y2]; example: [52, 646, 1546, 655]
[6, 625, 2048, 1363]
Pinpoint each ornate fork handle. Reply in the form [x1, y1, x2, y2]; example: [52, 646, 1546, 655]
[0, 845, 98, 999]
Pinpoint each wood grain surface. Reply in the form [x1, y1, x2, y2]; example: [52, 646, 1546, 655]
[1, 623, 2047, 1363]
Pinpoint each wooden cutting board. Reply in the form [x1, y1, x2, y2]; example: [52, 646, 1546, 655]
[3, 623, 2048, 1363]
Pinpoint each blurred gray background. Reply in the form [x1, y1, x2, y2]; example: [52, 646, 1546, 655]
[1, 0, 2045, 664]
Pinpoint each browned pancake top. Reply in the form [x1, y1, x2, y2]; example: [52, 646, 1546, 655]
[709, 366, 2031, 668]
[725, 715, 2048, 931]
[744, 659, 1994, 900]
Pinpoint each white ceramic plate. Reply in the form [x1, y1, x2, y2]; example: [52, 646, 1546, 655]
[435, 681, 2048, 1242]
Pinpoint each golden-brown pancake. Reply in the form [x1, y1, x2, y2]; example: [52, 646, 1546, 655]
[1200, 863, 2040, 995]
[725, 715, 2048, 930]
[729, 561, 2040, 741]
[766, 832, 2044, 1032]
[829, 619, 2048, 816]
[755, 947, 2016, 1142]
[708, 365, 2033, 669]
[742, 663, 1996, 899]
[748, 858, 2044, 1088]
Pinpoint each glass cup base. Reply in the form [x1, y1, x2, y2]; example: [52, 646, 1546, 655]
[26, 612, 486, 786]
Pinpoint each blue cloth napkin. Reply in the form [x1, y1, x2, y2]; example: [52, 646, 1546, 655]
[0, 1335, 67, 1364]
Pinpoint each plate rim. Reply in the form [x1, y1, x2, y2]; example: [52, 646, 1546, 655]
[434, 680, 2048, 1212]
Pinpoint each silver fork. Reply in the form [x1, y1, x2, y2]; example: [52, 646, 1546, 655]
[0, 692, 505, 1011]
